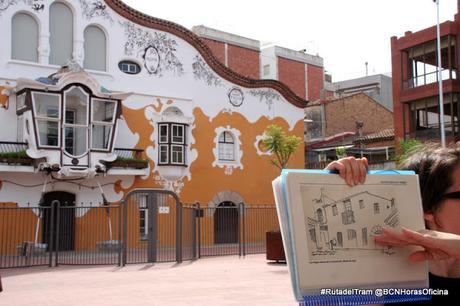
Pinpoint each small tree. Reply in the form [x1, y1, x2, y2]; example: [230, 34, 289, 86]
[262, 124, 302, 170]
[396, 138, 422, 165]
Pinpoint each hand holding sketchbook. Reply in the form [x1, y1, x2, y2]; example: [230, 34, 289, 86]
[272, 169, 430, 305]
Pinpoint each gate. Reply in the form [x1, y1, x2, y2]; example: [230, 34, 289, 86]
[122, 189, 196, 265]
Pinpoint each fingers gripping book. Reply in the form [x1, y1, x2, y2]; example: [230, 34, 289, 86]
[272, 169, 429, 305]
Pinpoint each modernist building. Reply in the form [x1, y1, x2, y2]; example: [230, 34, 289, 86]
[391, 3, 460, 142]
[334, 74, 393, 111]
[0, 0, 306, 253]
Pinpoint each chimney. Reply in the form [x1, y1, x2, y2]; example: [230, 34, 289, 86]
[355, 121, 364, 137]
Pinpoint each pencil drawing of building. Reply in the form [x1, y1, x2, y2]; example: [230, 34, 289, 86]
[307, 189, 398, 252]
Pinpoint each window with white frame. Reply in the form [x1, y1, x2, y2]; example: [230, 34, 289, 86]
[32, 92, 61, 147]
[138, 194, 148, 240]
[218, 131, 235, 161]
[91, 99, 116, 150]
[11, 13, 38, 62]
[64, 87, 89, 156]
[84, 26, 107, 71]
[158, 123, 187, 165]
[49, 2, 73, 65]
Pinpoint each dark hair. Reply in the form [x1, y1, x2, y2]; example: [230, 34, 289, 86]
[399, 143, 460, 213]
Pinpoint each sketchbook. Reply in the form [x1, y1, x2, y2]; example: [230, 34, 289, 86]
[272, 169, 430, 305]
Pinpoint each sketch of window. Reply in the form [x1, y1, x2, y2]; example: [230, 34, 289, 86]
[362, 228, 368, 245]
[316, 208, 324, 223]
[309, 229, 316, 243]
[337, 232, 343, 247]
[359, 199, 364, 209]
[332, 204, 338, 216]
[348, 229, 356, 241]
[374, 203, 380, 214]
[342, 199, 354, 225]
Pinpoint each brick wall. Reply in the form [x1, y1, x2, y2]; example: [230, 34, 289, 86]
[325, 93, 394, 137]
[227, 44, 260, 79]
[278, 57, 306, 99]
[201, 38, 226, 65]
[307, 64, 324, 102]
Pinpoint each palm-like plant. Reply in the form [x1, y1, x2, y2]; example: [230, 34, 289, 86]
[262, 124, 302, 170]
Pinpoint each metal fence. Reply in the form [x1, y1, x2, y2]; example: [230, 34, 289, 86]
[0, 200, 278, 269]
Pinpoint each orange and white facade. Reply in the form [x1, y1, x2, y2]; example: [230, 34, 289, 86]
[0, 0, 306, 209]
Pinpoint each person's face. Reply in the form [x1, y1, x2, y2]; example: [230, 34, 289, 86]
[425, 165, 460, 235]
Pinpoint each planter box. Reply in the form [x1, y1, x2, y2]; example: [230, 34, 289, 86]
[16, 241, 48, 256]
[105, 160, 148, 169]
[0, 157, 33, 165]
[266, 230, 286, 262]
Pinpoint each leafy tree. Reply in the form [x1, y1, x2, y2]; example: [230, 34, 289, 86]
[262, 124, 302, 170]
[396, 138, 422, 164]
[335, 146, 347, 159]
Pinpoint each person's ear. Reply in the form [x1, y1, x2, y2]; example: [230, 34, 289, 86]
[424, 212, 435, 223]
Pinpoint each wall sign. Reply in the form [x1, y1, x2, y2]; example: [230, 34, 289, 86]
[143, 46, 160, 74]
[228, 87, 244, 107]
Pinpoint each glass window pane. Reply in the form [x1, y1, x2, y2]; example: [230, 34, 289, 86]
[159, 125, 168, 143]
[172, 125, 184, 143]
[93, 99, 116, 123]
[159, 145, 168, 163]
[92, 124, 112, 150]
[172, 145, 184, 164]
[65, 126, 87, 156]
[219, 143, 234, 161]
[65, 87, 88, 125]
[16, 93, 26, 110]
[37, 119, 59, 147]
[33, 92, 60, 118]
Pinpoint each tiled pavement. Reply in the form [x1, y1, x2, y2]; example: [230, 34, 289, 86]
[0, 254, 297, 306]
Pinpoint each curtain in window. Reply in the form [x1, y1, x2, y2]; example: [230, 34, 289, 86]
[49, 2, 73, 65]
[12, 13, 38, 62]
[84, 26, 106, 71]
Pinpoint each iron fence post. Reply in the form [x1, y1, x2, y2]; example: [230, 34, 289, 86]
[54, 200, 60, 267]
[48, 204, 55, 267]
[197, 202, 201, 259]
[118, 203, 123, 267]
[241, 202, 246, 256]
[176, 200, 182, 263]
[238, 203, 242, 257]
[192, 202, 197, 260]
[122, 199, 128, 267]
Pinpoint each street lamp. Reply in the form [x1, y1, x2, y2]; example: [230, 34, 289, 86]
[434, 0, 446, 147]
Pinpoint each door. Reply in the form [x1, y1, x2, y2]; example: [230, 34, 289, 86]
[123, 189, 184, 264]
[214, 202, 239, 244]
[42, 191, 75, 251]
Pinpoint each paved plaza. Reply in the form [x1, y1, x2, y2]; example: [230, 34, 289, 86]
[1, 254, 297, 306]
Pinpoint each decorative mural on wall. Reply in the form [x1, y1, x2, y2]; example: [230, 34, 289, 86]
[0, 0, 43, 14]
[79, 0, 114, 23]
[192, 55, 223, 87]
[249, 89, 281, 111]
[121, 21, 184, 77]
[227, 87, 244, 107]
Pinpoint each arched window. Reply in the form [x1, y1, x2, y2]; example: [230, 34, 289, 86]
[49, 2, 73, 65]
[84, 25, 106, 71]
[11, 13, 38, 62]
[218, 131, 235, 161]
